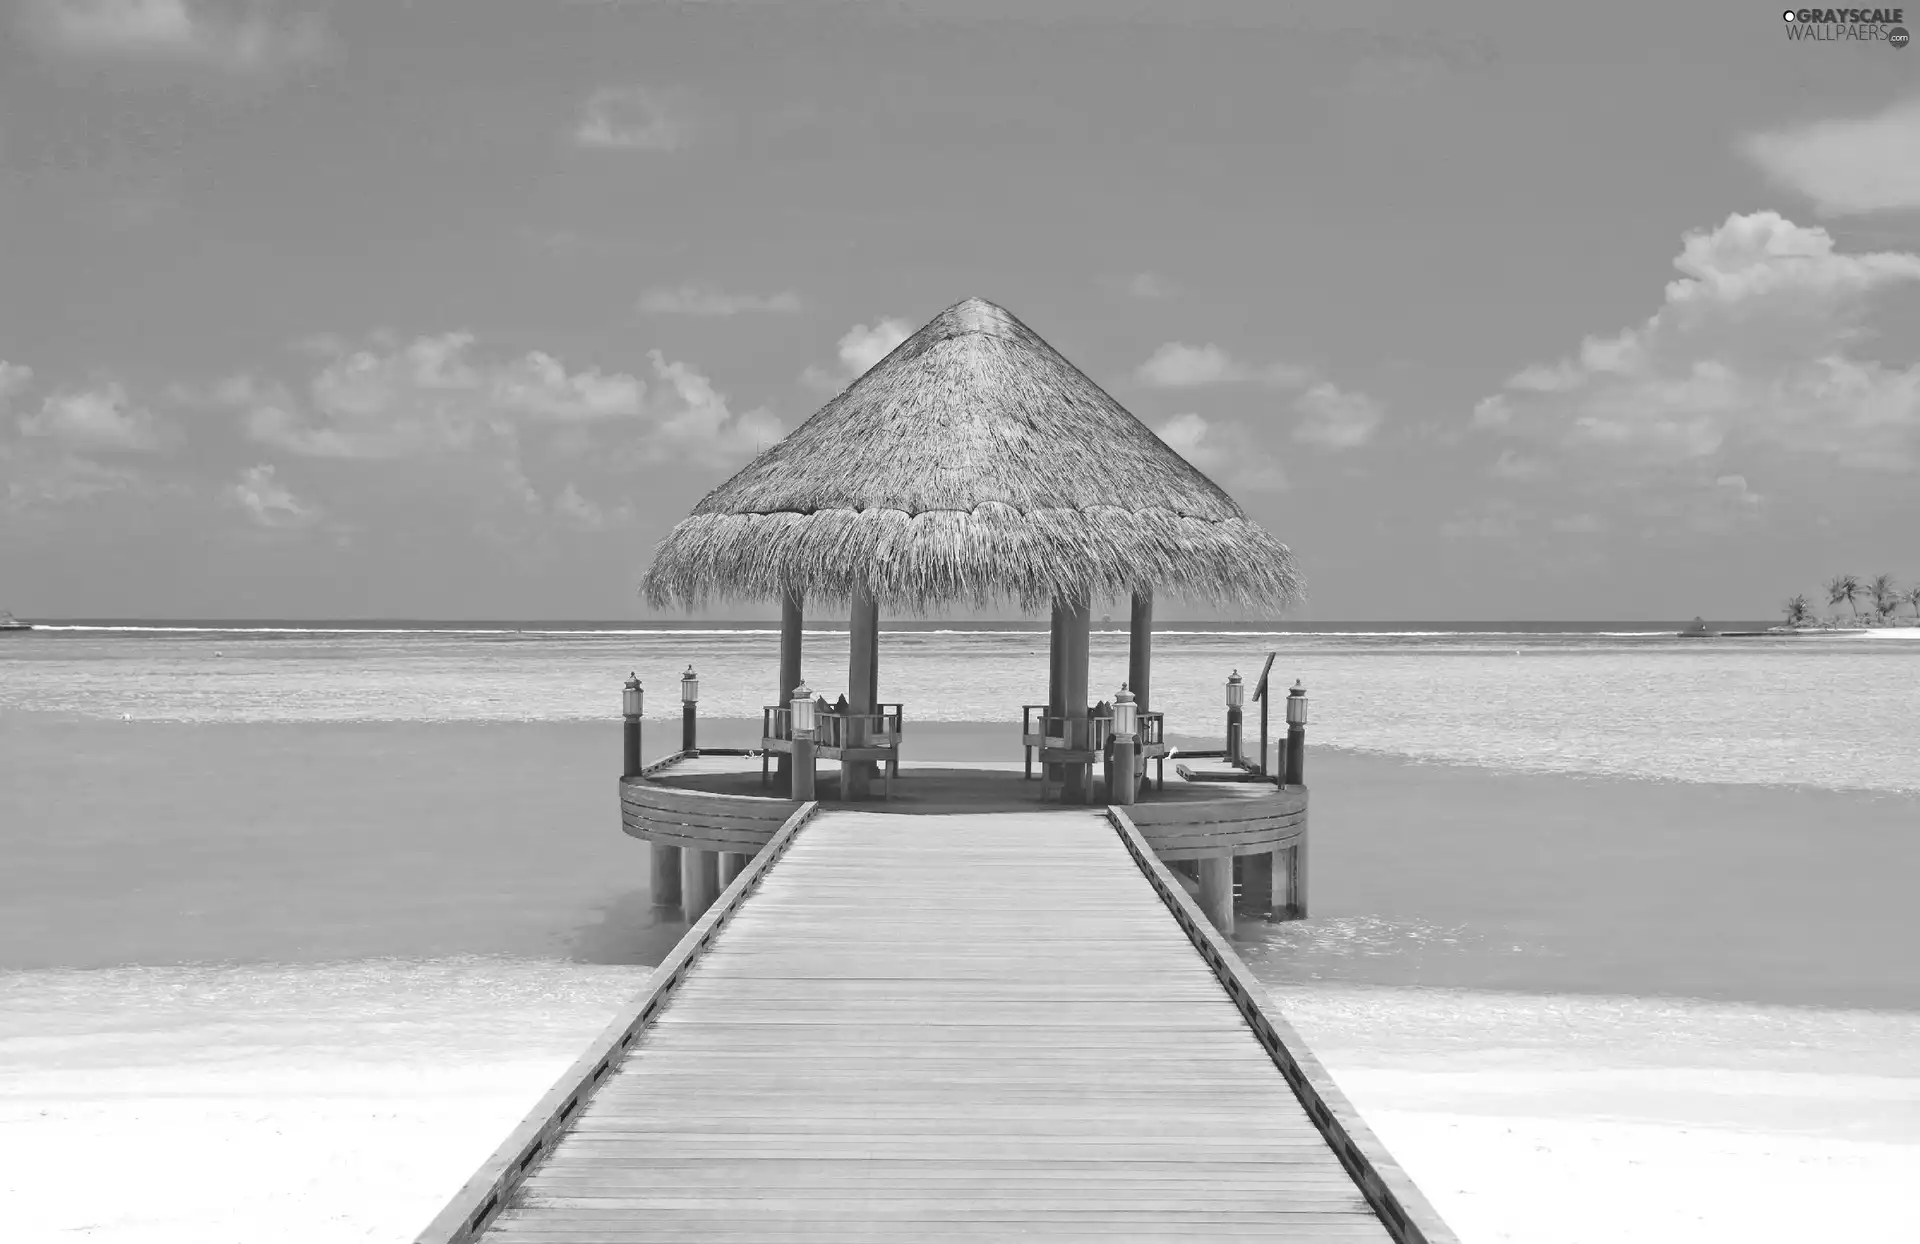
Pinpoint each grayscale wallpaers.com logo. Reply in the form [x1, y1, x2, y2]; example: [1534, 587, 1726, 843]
[1783, 7, 1910, 45]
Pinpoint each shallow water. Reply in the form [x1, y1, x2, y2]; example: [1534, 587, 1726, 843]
[6, 623, 1920, 791]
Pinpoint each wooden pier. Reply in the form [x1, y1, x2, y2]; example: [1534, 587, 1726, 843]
[420, 298, 1447, 1240]
[418, 802, 1455, 1243]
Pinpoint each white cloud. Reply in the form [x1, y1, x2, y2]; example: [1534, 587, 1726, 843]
[1135, 343, 1311, 389]
[642, 352, 783, 466]
[1155, 412, 1289, 493]
[1742, 96, 1920, 216]
[801, 317, 913, 394]
[551, 482, 635, 531]
[199, 333, 775, 475]
[20, 0, 332, 76]
[1292, 382, 1382, 449]
[215, 334, 646, 460]
[1440, 498, 1525, 541]
[1136, 343, 1385, 450]
[227, 463, 315, 527]
[1490, 448, 1552, 480]
[0, 443, 141, 511]
[638, 285, 803, 316]
[837, 319, 912, 375]
[1125, 273, 1170, 299]
[1714, 472, 1763, 507]
[0, 362, 33, 403]
[1473, 211, 1920, 472]
[574, 86, 688, 151]
[16, 382, 165, 452]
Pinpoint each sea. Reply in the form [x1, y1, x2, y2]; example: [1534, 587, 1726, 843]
[3, 620, 1918, 1242]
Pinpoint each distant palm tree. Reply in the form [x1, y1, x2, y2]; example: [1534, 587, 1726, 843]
[1905, 585, 1920, 622]
[1782, 594, 1812, 627]
[1868, 574, 1898, 623]
[1826, 573, 1861, 621]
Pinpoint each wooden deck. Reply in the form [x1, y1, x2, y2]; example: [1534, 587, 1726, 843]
[429, 807, 1451, 1243]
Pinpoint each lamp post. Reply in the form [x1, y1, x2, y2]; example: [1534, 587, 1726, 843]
[1225, 669, 1244, 766]
[622, 673, 644, 777]
[680, 665, 699, 753]
[789, 682, 816, 801]
[1283, 680, 1309, 787]
[1111, 683, 1138, 806]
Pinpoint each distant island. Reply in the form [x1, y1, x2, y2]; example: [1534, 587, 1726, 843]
[1778, 574, 1920, 630]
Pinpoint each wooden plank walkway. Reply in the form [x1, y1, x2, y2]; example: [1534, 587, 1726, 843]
[477, 809, 1398, 1242]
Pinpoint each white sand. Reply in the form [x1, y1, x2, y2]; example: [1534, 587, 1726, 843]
[1277, 986, 1920, 1244]
[7, 969, 1919, 1243]
[1365, 1110, 1919, 1244]
[2, 1064, 564, 1244]
[0, 960, 644, 1244]
[9, 1062, 1916, 1244]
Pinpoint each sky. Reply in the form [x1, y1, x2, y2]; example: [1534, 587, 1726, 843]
[2, 0, 1918, 622]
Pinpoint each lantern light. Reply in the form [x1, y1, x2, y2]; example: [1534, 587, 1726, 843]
[790, 682, 815, 733]
[680, 665, 699, 704]
[1285, 680, 1308, 727]
[1226, 669, 1243, 709]
[622, 673, 644, 718]
[1113, 683, 1138, 739]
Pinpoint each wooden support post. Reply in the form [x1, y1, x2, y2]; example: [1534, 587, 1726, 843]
[1128, 591, 1152, 714]
[791, 731, 816, 801]
[622, 719, 642, 779]
[1285, 685, 1307, 788]
[1226, 706, 1242, 766]
[843, 583, 877, 801]
[776, 592, 802, 785]
[720, 851, 748, 886]
[1197, 853, 1234, 935]
[1112, 736, 1136, 805]
[650, 841, 681, 909]
[1282, 838, 1309, 919]
[1239, 850, 1274, 915]
[681, 701, 696, 753]
[1046, 602, 1065, 785]
[866, 593, 879, 746]
[1061, 599, 1091, 803]
[1259, 692, 1271, 779]
[681, 848, 720, 921]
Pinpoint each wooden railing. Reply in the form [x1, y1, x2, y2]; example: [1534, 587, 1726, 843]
[415, 801, 821, 1244]
[1021, 704, 1164, 749]
[1107, 806, 1458, 1244]
[763, 703, 904, 749]
[817, 706, 902, 751]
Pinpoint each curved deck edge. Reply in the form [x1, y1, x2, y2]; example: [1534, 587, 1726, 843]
[412, 800, 820, 1244]
[620, 752, 801, 852]
[1127, 786, 1307, 859]
[1108, 804, 1461, 1244]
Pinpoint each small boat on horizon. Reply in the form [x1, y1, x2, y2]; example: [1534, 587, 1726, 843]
[0, 611, 33, 633]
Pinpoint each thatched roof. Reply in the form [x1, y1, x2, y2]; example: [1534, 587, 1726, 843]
[640, 298, 1303, 613]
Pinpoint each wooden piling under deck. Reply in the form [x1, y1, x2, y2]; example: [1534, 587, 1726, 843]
[442, 808, 1448, 1244]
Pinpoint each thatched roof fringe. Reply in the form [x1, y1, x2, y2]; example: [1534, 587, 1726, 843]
[641, 505, 1303, 614]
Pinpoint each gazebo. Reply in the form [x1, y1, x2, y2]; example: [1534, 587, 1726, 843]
[640, 297, 1302, 802]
